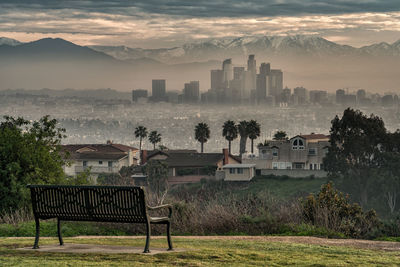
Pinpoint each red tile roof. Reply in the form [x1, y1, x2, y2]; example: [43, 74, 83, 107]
[300, 134, 329, 140]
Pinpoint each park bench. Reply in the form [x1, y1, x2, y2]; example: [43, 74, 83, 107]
[27, 184, 173, 253]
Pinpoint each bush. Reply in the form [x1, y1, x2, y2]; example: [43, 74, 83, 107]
[302, 182, 380, 238]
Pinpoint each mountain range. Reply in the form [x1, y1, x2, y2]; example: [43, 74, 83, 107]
[88, 35, 400, 63]
[1, 35, 400, 92]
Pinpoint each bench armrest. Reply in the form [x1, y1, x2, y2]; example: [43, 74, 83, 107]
[147, 204, 172, 218]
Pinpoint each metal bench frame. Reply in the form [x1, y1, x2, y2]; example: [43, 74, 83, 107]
[27, 184, 173, 253]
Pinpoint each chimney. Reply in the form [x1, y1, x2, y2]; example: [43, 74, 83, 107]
[141, 150, 148, 165]
[223, 148, 229, 165]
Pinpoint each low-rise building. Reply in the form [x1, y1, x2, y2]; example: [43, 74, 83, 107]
[222, 164, 256, 181]
[62, 142, 138, 177]
[143, 148, 241, 184]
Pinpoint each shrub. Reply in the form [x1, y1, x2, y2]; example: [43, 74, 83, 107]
[302, 182, 380, 238]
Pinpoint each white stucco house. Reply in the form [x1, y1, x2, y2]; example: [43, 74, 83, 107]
[62, 141, 138, 177]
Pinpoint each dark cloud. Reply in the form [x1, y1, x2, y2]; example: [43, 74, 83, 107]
[1, 0, 400, 17]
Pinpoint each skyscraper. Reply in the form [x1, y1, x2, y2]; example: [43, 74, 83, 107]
[259, 63, 270, 76]
[183, 81, 200, 103]
[247, 55, 256, 91]
[233, 67, 245, 80]
[269, 69, 283, 97]
[211, 70, 224, 90]
[222, 59, 233, 87]
[256, 74, 267, 100]
[152, 79, 166, 101]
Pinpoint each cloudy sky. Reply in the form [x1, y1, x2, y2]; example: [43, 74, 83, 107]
[1, 0, 400, 48]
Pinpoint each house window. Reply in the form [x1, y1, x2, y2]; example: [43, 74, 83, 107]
[320, 164, 324, 170]
[262, 149, 267, 154]
[83, 161, 87, 167]
[310, 164, 313, 170]
[272, 149, 278, 157]
[308, 148, 316, 155]
[99, 161, 103, 165]
[273, 162, 278, 169]
[229, 168, 235, 174]
[294, 163, 304, 169]
[237, 168, 243, 174]
[292, 138, 305, 150]
[314, 164, 318, 170]
[108, 161, 113, 167]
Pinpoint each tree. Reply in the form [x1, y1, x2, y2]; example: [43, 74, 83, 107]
[323, 108, 387, 207]
[146, 160, 169, 205]
[195, 122, 210, 153]
[273, 131, 288, 141]
[237, 120, 249, 155]
[222, 120, 238, 154]
[134, 125, 147, 161]
[0, 115, 66, 213]
[148, 130, 162, 150]
[247, 120, 261, 154]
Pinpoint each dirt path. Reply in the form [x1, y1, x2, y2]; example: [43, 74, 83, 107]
[70, 235, 400, 251]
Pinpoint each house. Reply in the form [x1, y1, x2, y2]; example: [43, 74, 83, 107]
[62, 141, 139, 177]
[243, 133, 329, 177]
[222, 164, 256, 181]
[142, 148, 241, 184]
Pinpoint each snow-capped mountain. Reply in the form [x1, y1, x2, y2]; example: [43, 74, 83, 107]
[359, 41, 400, 57]
[88, 35, 400, 63]
[0, 37, 22, 46]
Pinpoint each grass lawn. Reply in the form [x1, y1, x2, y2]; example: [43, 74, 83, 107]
[172, 175, 329, 201]
[0, 236, 399, 266]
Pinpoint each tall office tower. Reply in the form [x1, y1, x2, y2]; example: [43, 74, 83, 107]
[222, 59, 233, 86]
[233, 67, 245, 80]
[211, 69, 224, 90]
[259, 63, 271, 76]
[269, 69, 283, 97]
[336, 89, 345, 104]
[152, 79, 166, 101]
[183, 81, 200, 103]
[293, 86, 307, 105]
[247, 55, 256, 91]
[247, 55, 256, 73]
[256, 74, 267, 100]
[132, 89, 148, 102]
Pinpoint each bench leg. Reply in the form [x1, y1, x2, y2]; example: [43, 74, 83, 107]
[33, 217, 40, 249]
[144, 222, 151, 253]
[167, 222, 173, 251]
[57, 218, 64, 246]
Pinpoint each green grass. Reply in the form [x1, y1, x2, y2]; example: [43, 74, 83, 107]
[0, 221, 129, 237]
[242, 176, 329, 199]
[0, 237, 399, 266]
[172, 175, 329, 200]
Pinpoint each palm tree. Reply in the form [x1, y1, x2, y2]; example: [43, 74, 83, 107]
[195, 122, 210, 153]
[273, 130, 288, 141]
[148, 130, 162, 150]
[134, 125, 147, 160]
[237, 120, 249, 155]
[222, 120, 238, 154]
[247, 120, 261, 154]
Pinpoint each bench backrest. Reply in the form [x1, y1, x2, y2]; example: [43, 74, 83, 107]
[28, 185, 148, 223]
